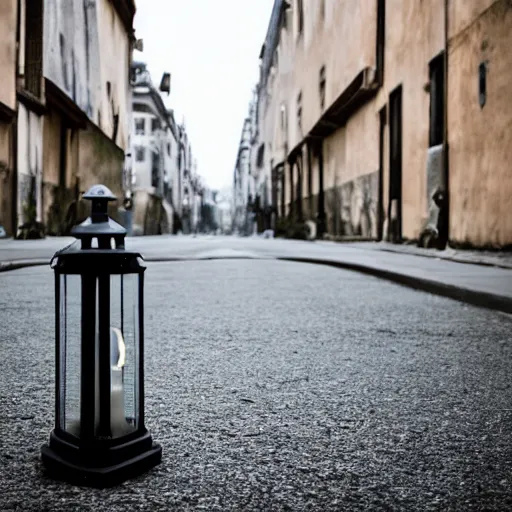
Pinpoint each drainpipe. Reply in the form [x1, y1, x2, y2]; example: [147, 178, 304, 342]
[442, 0, 450, 248]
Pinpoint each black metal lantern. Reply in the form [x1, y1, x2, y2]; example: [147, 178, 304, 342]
[41, 184, 161, 487]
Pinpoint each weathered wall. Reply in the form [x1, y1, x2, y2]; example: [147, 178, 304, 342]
[372, 0, 445, 240]
[97, 0, 131, 150]
[322, 103, 379, 237]
[42, 109, 61, 233]
[0, 0, 17, 111]
[448, 0, 512, 246]
[78, 121, 124, 223]
[17, 105, 44, 226]
[44, 0, 97, 117]
[449, 0, 497, 36]
[0, 0, 17, 234]
[290, 0, 376, 147]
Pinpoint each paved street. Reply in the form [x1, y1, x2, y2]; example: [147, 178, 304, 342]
[1, 235, 512, 313]
[1, 240, 512, 511]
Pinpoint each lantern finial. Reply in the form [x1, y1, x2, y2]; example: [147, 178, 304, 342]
[72, 184, 127, 249]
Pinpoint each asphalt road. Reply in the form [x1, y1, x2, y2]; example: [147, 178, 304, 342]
[0, 258, 511, 511]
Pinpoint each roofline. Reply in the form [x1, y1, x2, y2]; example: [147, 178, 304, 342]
[109, 0, 136, 37]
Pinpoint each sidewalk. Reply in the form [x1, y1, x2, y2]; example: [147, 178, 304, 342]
[1, 235, 511, 314]
[343, 240, 512, 269]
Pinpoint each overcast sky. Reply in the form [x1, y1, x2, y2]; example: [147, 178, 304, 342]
[133, 0, 274, 191]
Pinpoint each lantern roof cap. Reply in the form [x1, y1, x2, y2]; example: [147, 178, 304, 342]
[82, 184, 117, 201]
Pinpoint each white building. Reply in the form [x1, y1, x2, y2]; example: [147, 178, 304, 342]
[215, 187, 232, 234]
[130, 62, 177, 235]
[232, 112, 256, 235]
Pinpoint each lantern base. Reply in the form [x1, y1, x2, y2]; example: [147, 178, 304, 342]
[41, 429, 162, 488]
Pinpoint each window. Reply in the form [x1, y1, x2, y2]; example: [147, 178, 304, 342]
[25, 0, 44, 97]
[135, 146, 145, 162]
[319, 66, 326, 110]
[429, 53, 445, 147]
[135, 118, 145, 135]
[320, 0, 326, 20]
[297, 0, 304, 36]
[151, 152, 160, 188]
[297, 92, 302, 130]
[376, 0, 385, 85]
[478, 62, 487, 108]
[151, 117, 160, 133]
[167, 143, 171, 156]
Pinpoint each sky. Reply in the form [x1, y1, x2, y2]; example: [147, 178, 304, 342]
[133, 0, 275, 191]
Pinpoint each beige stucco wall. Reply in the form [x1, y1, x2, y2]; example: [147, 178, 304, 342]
[0, 1, 16, 234]
[289, 0, 376, 150]
[449, 0, 497, 36]
[0, 0, 17, 111]
[374, 0, 445, 240]
[97, 0, 131, 151]
[448, 0, 512, 246]
[17, 104, 44, 225]
[257, 0, 512, 246]
[42, 109, 61, 227]
[79, 121, 124, 221]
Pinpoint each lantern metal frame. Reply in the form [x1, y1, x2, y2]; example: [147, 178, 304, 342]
[41, 185, 161, 488]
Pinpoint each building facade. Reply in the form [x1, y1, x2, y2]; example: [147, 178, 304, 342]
[130, 61, 176, 235]
[0, 0, 136, 238]
[251, 0, 512, 248]
[232, 115, 255, 235]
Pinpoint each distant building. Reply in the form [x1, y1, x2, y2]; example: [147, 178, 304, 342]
[130, 61, 176, 235]
[215, 187, 233, 234]
[232, 115, 255, 235]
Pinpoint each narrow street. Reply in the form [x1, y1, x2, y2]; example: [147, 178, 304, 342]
[1, 238, 511, 511]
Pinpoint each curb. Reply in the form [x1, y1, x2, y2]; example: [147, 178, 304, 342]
[1, 255, 511, 316]
[0, 259, 50, 273]
[277, 256, 512, 316]
[376, 247, 512, 271]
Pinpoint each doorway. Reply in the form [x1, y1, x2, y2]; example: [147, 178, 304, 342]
[388, 85, 402, 242]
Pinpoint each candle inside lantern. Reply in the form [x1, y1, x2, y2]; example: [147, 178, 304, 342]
[110, 327, 132, 437]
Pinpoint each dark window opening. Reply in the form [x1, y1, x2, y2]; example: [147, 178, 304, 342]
[167, 143, 171, 156]
[135, 146, 145, 162]
[319, 65, 326, 110]
[297, 0, 304, 35]
[376, 0, 385, 85]
[151, 152, 161, 188]
[429, 52, 445, 147]
[257, 144, 265, 168]
[151, 117, 160, 132]
[25, 0, 44, 97]
[59, 34, 68, 90]
[479, 62, 487, 108]
[135, 118, 145, 135]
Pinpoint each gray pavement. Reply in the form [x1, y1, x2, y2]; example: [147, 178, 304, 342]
[1, 260, 512, 510]
[1, 235, 510, 314]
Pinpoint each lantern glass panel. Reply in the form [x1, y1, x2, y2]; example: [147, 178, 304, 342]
[109, 274, 140, 438]
[59, 274, 82, 436]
